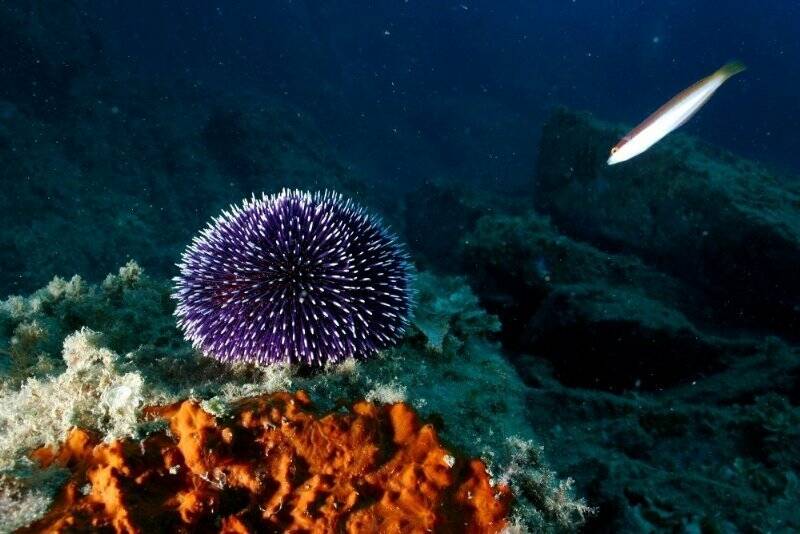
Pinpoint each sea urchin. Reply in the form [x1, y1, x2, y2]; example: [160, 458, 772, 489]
[172, 189, 411, 365]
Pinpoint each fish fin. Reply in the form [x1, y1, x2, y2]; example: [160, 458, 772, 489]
[716, 61, 746, 80]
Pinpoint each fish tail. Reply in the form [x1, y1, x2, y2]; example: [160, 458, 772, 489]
[716, 60, 746, 79]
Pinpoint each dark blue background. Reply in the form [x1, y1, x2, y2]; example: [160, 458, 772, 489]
[91, 1, 800, 184]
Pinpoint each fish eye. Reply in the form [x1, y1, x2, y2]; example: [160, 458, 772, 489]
[610, 147, 618, 155]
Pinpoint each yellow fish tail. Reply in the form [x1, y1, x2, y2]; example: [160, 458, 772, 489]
[716, 60, 747, 80]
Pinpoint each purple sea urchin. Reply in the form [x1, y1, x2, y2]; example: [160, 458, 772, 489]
[172, 189, 411, 365]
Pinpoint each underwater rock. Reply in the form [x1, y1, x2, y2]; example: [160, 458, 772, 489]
[528, 283, 727, 390]
[519, 341, 800, 533]
[411, 272, 501, 353]
[463, 207, 800, 530]
[460, 211, 729, 390]
[0, 263, 588, 531]
[534, 108, 800, 339]
[28, 391, 510, 533]
[201, 108, 267, 179]
[0, 2, 104, 119]
[0, 73, 371, 295]
[404, 178, 528, 274]
[404, 180, 487, 273]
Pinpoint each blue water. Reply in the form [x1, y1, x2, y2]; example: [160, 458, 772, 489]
[2, 2, 800, 532]
[90, 1, 800, 178]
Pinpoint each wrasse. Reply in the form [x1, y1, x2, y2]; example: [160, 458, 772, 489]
[607, 61, 746, 165]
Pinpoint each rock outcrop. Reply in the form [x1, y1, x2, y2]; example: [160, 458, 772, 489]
[533, 108, 800, 339]
[460, 211, 742, 390]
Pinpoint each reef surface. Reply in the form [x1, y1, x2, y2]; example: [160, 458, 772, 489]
[457, 109, 800, 532]
[0, 266, 588, 533]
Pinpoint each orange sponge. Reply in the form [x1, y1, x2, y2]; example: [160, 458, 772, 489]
[27, 391, 511, 533]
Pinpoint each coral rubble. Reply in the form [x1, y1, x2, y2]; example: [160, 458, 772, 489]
[27, 391, 510, 533]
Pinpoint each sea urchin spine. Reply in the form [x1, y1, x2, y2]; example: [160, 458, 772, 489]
[172, 189, 411, 366]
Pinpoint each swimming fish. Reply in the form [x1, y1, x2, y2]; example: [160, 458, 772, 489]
[607, 61, 746, 165]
